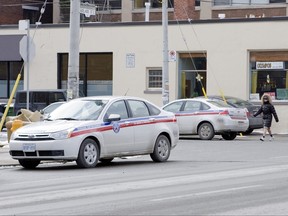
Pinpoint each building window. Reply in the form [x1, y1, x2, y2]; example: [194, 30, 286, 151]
[178, 53, 207, 99]
[58, 53, 113, 97]
[250, 51, 288, 101]
[147, 68, 162, 89]
[134, 0, 174, 9]
[214, 0, 285, 6]
[94, 0, 122, 10]
[0, 61, 23, 98]
[195, 0, 201, 6]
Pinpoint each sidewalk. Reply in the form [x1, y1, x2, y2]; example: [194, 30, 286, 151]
[0, 131, 19, 166]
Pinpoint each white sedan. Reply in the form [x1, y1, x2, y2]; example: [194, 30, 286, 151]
[9, 96, 179, 169]
[162, 98, 249, 140]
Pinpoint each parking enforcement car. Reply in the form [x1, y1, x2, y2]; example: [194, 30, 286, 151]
[197, 95, 263, 134]
[9, 96, 179, 169]
[162, 98, 249, 140]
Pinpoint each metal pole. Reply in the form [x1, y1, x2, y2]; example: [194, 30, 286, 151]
[67, 0, 80, 100]
[26, 20, 30, 110]
[145, 2, 150, 22]
[162, 0, 169, 105]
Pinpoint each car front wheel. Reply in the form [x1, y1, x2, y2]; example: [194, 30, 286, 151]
[18, 159, 40, 169]
[198, 123, 215, 140]
[76, 138, 99, 168]
[150, 135, 171, 162]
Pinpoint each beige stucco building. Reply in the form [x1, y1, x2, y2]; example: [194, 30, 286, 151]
[1, 17, 288, 134]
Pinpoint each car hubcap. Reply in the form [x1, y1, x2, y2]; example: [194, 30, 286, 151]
[158, 139, 168, 158]
[84, 143, 97, 164]
[201, 126, 211, 137]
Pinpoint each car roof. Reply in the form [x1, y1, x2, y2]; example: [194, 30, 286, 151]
[73, 95, 154, 103]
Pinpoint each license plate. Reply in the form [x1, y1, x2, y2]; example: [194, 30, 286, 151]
[238, 121, 244, 124]
[23, 143, 36, 152]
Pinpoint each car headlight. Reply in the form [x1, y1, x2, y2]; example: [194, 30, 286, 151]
[10, 131, 19, 141]
[49, 129, 73, 140]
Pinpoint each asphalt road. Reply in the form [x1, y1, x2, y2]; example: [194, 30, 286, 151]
[1, 134, 288, 215]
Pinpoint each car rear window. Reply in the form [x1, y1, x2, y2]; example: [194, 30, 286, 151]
[208, 100, 232, 108]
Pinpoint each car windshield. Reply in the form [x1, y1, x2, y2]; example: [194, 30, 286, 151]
[226, 98, 253, 107]
[46, 99, 108, 121]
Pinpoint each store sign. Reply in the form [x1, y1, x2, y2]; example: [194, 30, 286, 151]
[256, 62, 284, 70]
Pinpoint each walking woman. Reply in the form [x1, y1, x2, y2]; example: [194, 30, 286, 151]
[254, 94, 279, 141]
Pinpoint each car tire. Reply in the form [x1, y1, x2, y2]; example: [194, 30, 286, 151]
[222, 132, 237, 140]
[198, 123, 215, 140]
[18, 159, 40, 169]
[76, 138, 99, 168]
[243, 128, 254, 135]
[99, 158, 114, 164]
[150, 135, 171, 162]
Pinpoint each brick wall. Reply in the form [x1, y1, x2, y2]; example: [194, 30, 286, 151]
[174, 0, 196, 20]
[212, 8, 286, 19]
[133, 12, 175, 22]
[0, 0, 23, 24]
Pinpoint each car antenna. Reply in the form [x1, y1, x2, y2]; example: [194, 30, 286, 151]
[124, 89, 129, 96]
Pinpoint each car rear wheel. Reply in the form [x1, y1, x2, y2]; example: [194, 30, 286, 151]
[198, 123, 215, 140]
[18, 159, 40, 169]
[150, 135, 171, 162]
[222, 132, 237, 140]
[76, 138, 99, 168]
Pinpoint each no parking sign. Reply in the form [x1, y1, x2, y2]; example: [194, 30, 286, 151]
[169, 50, 176, 62]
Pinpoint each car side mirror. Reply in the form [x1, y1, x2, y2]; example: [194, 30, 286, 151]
[107, 114, 121, 123]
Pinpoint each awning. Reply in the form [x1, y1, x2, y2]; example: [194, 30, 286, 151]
[0, 35, 24, 61]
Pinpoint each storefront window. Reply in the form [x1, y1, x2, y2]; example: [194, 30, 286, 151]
[250, 51, 288, 100]
[134, 0, 174, 9]
[178, 53, 207, 99]
[214, 0, 284, 5]
[0, 61, 23, 98]
[58, 53, 113, 96]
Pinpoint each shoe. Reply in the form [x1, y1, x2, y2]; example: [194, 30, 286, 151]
[269, 136, 274, 141]
[260, 136, 265, 141]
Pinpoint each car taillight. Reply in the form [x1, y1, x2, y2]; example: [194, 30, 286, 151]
[246, 110, 250, 117]
[219, 110, 229, 115]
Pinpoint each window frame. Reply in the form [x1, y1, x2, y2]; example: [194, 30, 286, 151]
[146, 67, 162, 92]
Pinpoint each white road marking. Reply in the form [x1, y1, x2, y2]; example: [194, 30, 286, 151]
[151, 185, 263, 202]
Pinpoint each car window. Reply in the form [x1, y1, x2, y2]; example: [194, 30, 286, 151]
[226, 98, 252, 107]
[146, 102, 161, 115]
[105, 100, 128, 120]
[49, 92, 66, 103]
[201, 102, 210, 110]
[33, 92, 47, 103]
[48, 100, 108, 120]
[163, 101, 183, 113]
[128, 100, 150, 118]
[208, 100, 232, 108]
[183, 101, 201, 112]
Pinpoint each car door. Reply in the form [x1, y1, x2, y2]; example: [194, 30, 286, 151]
[127, 99, 156, 153]
[178, 100, 202, 134]
[101, 100, 134, 155]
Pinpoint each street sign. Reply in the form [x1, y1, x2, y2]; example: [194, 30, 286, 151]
[19, 36, 35, 62]
[80, 2, 96, 17]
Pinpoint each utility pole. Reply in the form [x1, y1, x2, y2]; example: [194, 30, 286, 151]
[67, 0, 80, 100]
[162, 0, 169, 105]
